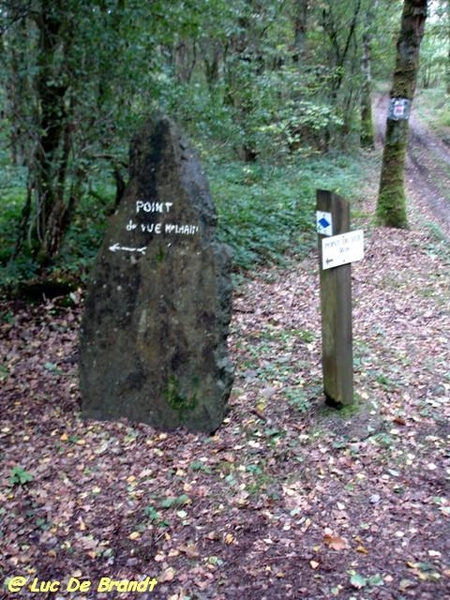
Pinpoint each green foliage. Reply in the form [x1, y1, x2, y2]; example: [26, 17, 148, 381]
[208, 161, 314, 269]
[159, 494, 191, 509]
[0, 135, 30, 287]
[0, 138, 374, 293]
[9, 466, 34, 486]
[143, 505, 169, 528]
[348, 569, 384, 590]
[415, 87, 450, 132]
[0, 0, 420, 288]
[285, 388, 309, 413]
[419, 13, 449, 89]
[208, 152, 371, 270]
[0, 174, 112, 293]
[53, 181, 113, 274]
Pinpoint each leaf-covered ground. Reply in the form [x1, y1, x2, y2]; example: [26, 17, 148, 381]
[1, 185, 449, 599]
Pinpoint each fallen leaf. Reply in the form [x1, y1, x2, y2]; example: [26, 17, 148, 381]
[159, 567, 176, 583]
[179, 543, 199, 559]
[349, 571, 367, 589]
[399, 579, 414, 591]
[154, 552, 166, 562]
[324, 534, 348, 551]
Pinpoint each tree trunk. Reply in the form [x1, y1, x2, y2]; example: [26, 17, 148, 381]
[376, 0, 428, 228]
[360, 0, 378, 149]
[222, 10, 261, 161]
[447, 45, 450, 95]
[201, 39, 222, 91]
[12, 0, 75, 265]
[360, 31, 374, 149]
[172, 39, 197, 83]
[320, 1, 362, 147]
[292, 0, 308, 63]
[2, 6, 30, 166]
[447, 0, 450, 94]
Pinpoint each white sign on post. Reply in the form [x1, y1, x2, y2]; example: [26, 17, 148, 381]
[322, 230, 364, 270]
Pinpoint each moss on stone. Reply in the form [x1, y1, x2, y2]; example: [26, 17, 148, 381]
[164, 375, 198, 420]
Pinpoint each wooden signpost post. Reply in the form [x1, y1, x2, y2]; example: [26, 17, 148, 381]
[316, 190, 364, 407]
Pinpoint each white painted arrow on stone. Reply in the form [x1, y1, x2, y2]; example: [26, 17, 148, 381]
[109, 243, 146, 255]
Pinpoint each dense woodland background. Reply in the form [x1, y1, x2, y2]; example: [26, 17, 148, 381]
[0, 0, 449, 292]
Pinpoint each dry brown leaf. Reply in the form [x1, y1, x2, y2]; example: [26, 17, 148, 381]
[159, 567, 176, 583]
[179, 543, 199, 559]
[323, 534, 348, 551]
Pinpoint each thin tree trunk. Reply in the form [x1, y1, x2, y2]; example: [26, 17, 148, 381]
[447, 45, 450, 94]
[447, 0, 450, 94]
[172, 39, 197, 83]
[321, 1, 362, 147]
[223, 11, 260, 161]
[376, 0, 427, 228]
[292, 0, 308, 63]
[3, 7, 29, 166]
[38, 120, 72, 262]
[201, 39, 222, 91]
[360, 32, 374, 148]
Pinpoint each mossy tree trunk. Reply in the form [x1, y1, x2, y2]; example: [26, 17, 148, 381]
[376, 0, 428, 228]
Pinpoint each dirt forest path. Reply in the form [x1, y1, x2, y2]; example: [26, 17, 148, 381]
[375, 94, 450, 238]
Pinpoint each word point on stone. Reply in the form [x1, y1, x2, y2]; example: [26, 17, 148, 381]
[79, 115, 234, 433]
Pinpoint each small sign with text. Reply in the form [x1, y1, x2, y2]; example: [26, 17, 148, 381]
[321, 230, 364, 270]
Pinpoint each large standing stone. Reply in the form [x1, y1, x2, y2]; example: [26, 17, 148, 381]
[79, 115, 234, 433]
